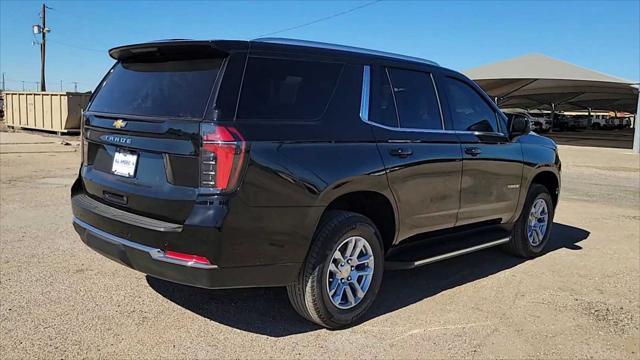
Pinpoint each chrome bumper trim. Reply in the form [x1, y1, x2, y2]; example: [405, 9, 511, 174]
[73, 217, 218, 270]
[386, 237, 511, 270]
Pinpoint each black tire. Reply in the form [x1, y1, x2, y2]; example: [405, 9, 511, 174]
[504, 184, 555, 258]
[287, 210, 384, 329]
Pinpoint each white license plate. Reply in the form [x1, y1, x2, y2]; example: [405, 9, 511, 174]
[112, 149, 138, 177]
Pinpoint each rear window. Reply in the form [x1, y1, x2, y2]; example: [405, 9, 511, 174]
[89, 58, 223, 118]
[237, 57, 343, 121]
[387, 68, 442, 130]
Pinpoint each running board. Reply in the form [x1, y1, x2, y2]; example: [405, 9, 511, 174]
[385, 237, 510, 270]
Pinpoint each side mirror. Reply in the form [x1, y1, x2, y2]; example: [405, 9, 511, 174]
[509, 116, 530, 138]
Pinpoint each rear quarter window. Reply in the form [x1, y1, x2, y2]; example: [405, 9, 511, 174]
[236, 57, 343, 121]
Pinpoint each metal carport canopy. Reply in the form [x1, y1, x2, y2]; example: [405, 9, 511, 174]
[463, 53, 640, 152]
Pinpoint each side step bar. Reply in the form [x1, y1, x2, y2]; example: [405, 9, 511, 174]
[385, 237, 510, 270]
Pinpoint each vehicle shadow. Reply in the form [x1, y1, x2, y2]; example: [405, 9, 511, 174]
[146, 222, 589, 337]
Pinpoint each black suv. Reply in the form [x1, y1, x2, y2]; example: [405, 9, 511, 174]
[71, 38, 561, 328]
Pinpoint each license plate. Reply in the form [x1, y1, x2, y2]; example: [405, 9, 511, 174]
[112, 149, 138, 177]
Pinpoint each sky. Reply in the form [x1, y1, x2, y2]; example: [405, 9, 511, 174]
[1, 0, 639, 92]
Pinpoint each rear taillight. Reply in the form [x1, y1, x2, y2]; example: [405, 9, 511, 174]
[81, 136, 88, 164]
[81, 112, 88, 164]
[199, 123, 246, 193]
[164, 251, 212, 266]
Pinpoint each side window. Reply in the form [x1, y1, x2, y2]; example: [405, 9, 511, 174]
[443, 77, 499, 133]
[237, 57, 343, 120]
[387, 68, 442, 130]
[370, 67, 399, 127]
[506, 113, 528, 130]
[496, 111, 508, 132]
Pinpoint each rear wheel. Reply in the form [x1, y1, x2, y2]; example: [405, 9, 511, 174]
[287, 210, 384, 329]
[505, 184, 555, 258]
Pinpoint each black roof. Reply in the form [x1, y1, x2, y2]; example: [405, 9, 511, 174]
[109, 38, 439, 67]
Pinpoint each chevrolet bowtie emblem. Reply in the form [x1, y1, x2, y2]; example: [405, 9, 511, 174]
[113, 119, 127, 129]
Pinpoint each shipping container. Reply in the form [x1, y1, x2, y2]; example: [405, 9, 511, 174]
[2, 91, 91, 134]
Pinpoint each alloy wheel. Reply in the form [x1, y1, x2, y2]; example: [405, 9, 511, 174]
[527, 198, 549, 247]
[326, 236, 375, 309]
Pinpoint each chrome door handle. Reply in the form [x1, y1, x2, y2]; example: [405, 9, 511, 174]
[389, 148, 413, 158]
[464, 147, 482, 156]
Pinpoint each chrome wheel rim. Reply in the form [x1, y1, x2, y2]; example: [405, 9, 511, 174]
[527, 198, 549, 247]
[326, 236, 375, 310]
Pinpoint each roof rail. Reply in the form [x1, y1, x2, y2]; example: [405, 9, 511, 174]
[253, 38, 439, 66]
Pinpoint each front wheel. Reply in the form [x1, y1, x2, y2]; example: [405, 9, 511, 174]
[287, 210, 384, 329]
[504, 184, 555, 258]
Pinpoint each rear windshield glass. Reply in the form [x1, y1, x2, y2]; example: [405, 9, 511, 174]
[89, 58, 223, 118]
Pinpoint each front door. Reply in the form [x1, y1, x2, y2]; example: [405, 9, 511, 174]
[438, 74, 523, 226]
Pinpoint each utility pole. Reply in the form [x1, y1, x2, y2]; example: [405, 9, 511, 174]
[39, 3, 46, 91]
[33, 4, 50, 92]
[1, 73, 4, 91]
[22, 81, 26, 91]
[72, 82, 78, 92]
[60, 80, 63, 92]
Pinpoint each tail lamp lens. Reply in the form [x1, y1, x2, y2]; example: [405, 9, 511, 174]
[164, 251, 212, 266]
[81, 137, 88, 165]
[200, 123, 246, 192]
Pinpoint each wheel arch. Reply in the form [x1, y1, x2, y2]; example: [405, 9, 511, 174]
[530, 170, 560, 207]
[316, 190, 398, 254]
[511, 167, 560, 223]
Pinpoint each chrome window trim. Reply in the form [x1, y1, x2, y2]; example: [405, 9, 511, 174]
[360, 65, 492, 135]
[254, 38, 439, 66]
[430, 73, 446, 130]
[385, 67, 401, 128]
[73, 217, 218, 270]
[359, 65, 371, 122]
[358, 65, 508, 137]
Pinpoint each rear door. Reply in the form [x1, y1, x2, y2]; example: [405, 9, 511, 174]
[81, 46, 242, 223]
[438, 74, 523, 226]
[367, 64, 462, 241]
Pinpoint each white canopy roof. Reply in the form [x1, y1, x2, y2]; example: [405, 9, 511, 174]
[464, 54, 638, 113]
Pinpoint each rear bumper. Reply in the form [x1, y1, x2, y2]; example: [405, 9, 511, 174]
[73, 216, 301, 289]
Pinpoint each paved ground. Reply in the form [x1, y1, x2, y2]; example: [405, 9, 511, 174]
[542, 128, 635, 149]
[1, 130, 639, 359]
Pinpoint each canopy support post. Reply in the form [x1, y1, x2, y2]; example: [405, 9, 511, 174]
[633, 91, 639, 153]
[550, 103, 556, 132]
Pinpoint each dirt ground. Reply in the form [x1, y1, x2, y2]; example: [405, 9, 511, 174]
[1, 130, 639, 359]
[543, 128, 635, 149]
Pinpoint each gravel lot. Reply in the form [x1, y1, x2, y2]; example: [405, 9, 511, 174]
[543, 128, 635, 149]
[1, 130, 639, 359]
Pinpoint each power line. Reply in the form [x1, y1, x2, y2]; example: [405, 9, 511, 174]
[2, 77, 91, 91]
[48, 39, 105, 53]
[256, 0, 382, 38]
[45, 6, 115, 48]
[4, 78, 39, 84]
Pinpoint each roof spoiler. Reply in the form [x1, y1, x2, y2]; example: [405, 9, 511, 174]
[109, 41, 228, 61]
